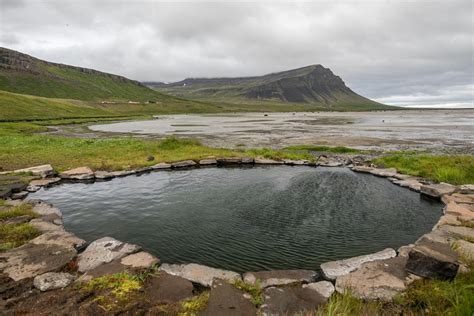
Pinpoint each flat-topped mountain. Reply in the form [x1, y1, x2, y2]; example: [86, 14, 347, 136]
[147, 65, 387, 109]
[0, 47, 166, 102]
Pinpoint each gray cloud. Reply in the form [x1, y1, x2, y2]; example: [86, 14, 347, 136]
[0, 0, 472, 107]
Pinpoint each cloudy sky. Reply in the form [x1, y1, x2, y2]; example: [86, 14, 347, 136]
[1, 0, 472, 107]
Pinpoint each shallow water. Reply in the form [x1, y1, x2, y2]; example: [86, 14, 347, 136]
[30, 166, 442, 273]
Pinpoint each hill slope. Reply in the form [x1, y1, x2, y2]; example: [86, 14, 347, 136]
[148, 65, 389, 109]
[0, 47, 172, 102]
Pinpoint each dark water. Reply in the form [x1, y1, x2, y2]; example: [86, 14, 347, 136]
[30, 166, 442, 273]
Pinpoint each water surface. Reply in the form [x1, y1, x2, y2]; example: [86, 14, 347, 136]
[30, 166, 442, 272]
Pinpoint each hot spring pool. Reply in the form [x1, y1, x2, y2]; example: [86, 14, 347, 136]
[29, 166, 442, 273]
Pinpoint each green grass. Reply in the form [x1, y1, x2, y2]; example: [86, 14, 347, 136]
[0, 204, 38, 221]
[231, 279, 264, 306]
[179, 291, 210, 316]
[374, 154, 474, 185]
[0, 223, 41, 251]
[284, 145, 364, 154]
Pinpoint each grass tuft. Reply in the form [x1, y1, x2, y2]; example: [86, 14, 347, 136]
[0, 223, 41, 251]
[231, 279, 264, 306]
[0, 204, 38, 221]
[179, 291, 210, 316]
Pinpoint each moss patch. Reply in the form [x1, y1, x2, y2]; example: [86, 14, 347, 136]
[179, 291, 210, 316]
[231, 279, 263, 306]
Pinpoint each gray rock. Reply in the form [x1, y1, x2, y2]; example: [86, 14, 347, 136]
[254, 158, 284, 165]
[30, 219, 64, 232]
[421, 183, 457, 199]
[29, 177, 61, 187]
[199, 159, 217, 165]
[110, 170, 136, 177]
[216, 157, 242, 165]
[261, 286, 326, 316]
[283, 159, 309, 165]
[94, 171, 115, 179]
[77, 237, 141, 272]
[151, 162, 172, 169]
[158, 263, 241, 287]
[392, 178, 423, 192]
[120, 251, 159, 268]
[31, 201, 62, 217]
[59, 167, 95, 180]
[243, 269, 318, 288]
[335, 257, 415, 301]
[397, 244, 415, 257]
[26, 185, 40, 192]
[241, 157, 255, 164]
[321, 248, 397, 280]
[458, 184, 474, 194]
[416, 229, 454, 245]
[29, 230, 86, 249]
[302, 281, 335, 300]
[34, 272, 75, 291]
[406, 240, 459, 280]
[439, 225, 474, 240]
[14, 164, 55, 178]
[0, 243, 76, 281]
[144, 272, 194, 304]
[319, 161, 343, 167]
[351, 165, 374, 173]
[171, 160, 197, 168]
[201, 279, 257, 316]
[11, 191, 28, 200]
[369, 168, 397, 177]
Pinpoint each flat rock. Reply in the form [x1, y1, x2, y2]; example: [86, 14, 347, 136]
[335, 257, 412, 301]
[109, 170, 136, 177]
[34, 272, 75, 291]
[144, 272, 194, 304]
[369, 168, 397, 177]
[319, 161, 343, 167]
[433, 214, 462, 229]
[14, 164, 54, 178]
[453, 240, 474, 261]
[199, 159, 217, 165]
[94, 171, 115, 179]
[77, 237, 141, 272]
[29, 230, 86, 249]
[398, 244, 415, 257]
[416, 229, 454, 245]
[351, 165, 374, 173]
[31, 201, 62, 216]
[439, 225, 474, 240]
[392, 178, 423, 192]
[254, 158, 283, 165]
[120, 251, 159, 268]
[59, 167, 94, 180]
[421, 183, 456, 199]
[320, 248, 396, 280]
[261, 285, 326, 316]
[458, 184, 474, 194]
[444, 202, 474, 219]
[243, 269, 317, 288]
[171, 160, 197, 168]
[5, 215, 33, 225]
[216, 157, 242, 165]
[11, 191, 28, 200]
[442, 193, 474, 205]
[29, 177, 61, 187]
[393, 173, 418, 180]
[302, 281, 335, 300]
[158, 263, 241, 287]
[283, 159, 308, 165]
[30, 219, 64, 232]
[201, 279, 257, 316]
[406, 240, 459, 280]
[26, 185, 40, 192]
[241, 157, 255, 164]
[0, 243, 76, 281]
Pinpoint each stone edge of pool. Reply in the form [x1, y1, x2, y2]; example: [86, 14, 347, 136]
[1, 158, 473, 313]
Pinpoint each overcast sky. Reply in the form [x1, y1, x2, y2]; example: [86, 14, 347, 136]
[1, 0, 473, 107]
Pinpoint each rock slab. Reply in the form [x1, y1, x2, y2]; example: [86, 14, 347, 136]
[243, 269, 317, 288]
[261, 286, 327, 315]
[302, 281, 335, 300]
[34, 272, 75, 291]
[59, 167, 94, 180]
[406, 241, 459, 280]
[321, 248, 397, 280]
[158, 263, 241, 287]
[421, 183, 456, 198]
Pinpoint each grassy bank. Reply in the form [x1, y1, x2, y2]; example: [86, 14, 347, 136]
[0, 202, 41, 251]
[374, 154, 474, 185]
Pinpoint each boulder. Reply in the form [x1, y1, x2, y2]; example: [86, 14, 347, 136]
[261, 286, 326, 315]
[0, 243, 76, 281]
[369, 168, 397, 178]
[406, 240, 459, 280]
[171, 160, 197, 168]
[201, 279, 257, 316]
[94, 171, 115, 180]
[158, 263, 241, 287]
[59, 167, 94, 180]
[453, 240, 474, 261]
[77, 237, 141, 272]
[421, 183, 456, 199]
[29, 177, 61, 187]
[320, 248, 396, 280]
[29, 230, 86, 249]
[254, 158, 283, 165]
[216, 157, 242, 165]
[14, 164, 54, 178]
[33, 272, 75, 291]
[335, 257, 414, 301]
[302, 281, 335, 300]
[243, 270, 317, 288]
[199, 159, 217, 165]
[144, 272, 194, 304]
[397, 244, 415, 257]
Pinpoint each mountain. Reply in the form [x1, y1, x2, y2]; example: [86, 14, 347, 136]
[0, 47, 171, 102]
[147, 65, 388, 109]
